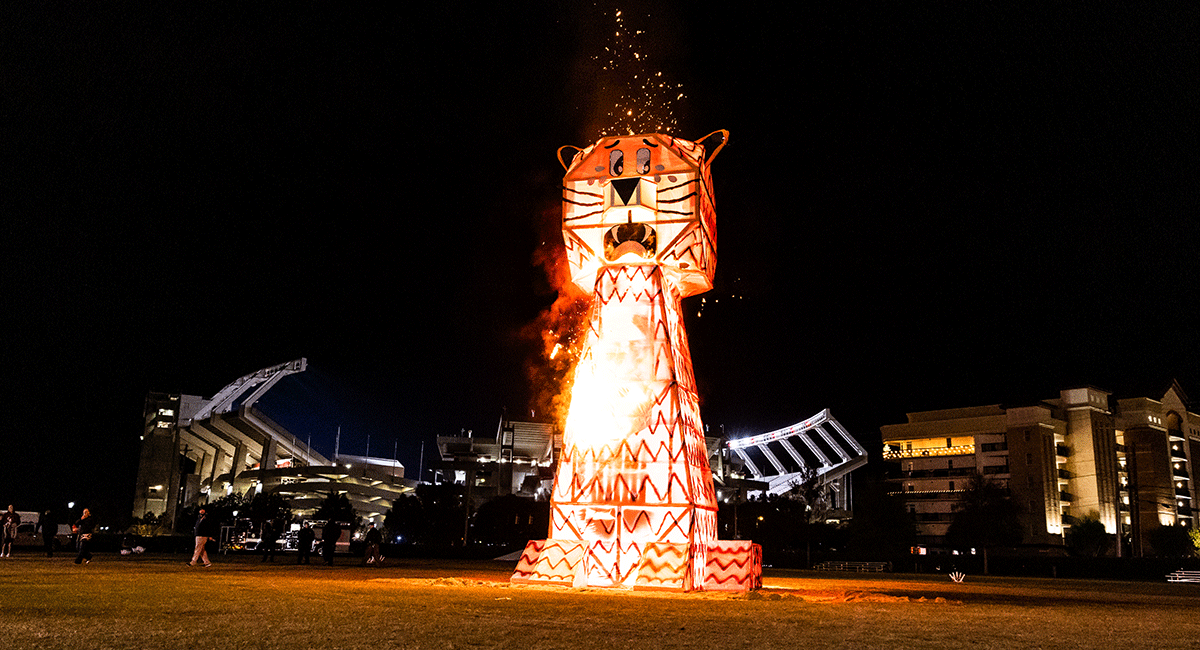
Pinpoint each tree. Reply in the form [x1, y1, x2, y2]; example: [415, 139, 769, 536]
[384, 484, 466, 547]
[383, 494, 424, 545]
[472, 494, 550, 548]
[246, 492, 291, 531]
[127, 511, 171, 537]
[787, 466, 834, 525]
[843, 478, 917, 556]
[945, 473, 1022, 574]
[184, 494, 245, 526]
[783, 466, 836, 568]
[1065, 510, 1109, 557]
[313, 492, 357, 533]
[1148, 524, 1195, 558]
[733, 494, 812, 559]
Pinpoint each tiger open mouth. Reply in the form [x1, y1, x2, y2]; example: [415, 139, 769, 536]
[603, 221, 657, 261]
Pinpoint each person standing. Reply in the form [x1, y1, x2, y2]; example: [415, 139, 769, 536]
[1, 505, 20, 557]
[73, 508, 95, 565]
[259, 519, 278, 562]
[37, 509, 57, 558]
[189, 508, 216, 567]
[296, 522, 315, 565]
[321, 519, 341, 566]
[361, 523, 382, 566]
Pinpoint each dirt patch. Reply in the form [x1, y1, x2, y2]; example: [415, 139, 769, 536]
[749, 586, 959, 604]
[371, 576, 962, 605]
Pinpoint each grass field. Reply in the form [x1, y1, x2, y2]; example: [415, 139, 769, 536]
[3, 552, 1200, 649]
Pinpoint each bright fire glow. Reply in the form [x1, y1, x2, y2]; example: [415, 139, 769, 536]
[513, 129, 761, 592]
[565, 288, 666, 435]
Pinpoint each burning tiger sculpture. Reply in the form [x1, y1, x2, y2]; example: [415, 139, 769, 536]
[512, 131, 761, 591]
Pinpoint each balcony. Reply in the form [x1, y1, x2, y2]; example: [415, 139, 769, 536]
[882, 444, 977, 460]
[898, 468, 979, 480]
[1058, 468, 1072, 479]
[1056, 444, 1071, 458]
[1059, 491, 1075, 503]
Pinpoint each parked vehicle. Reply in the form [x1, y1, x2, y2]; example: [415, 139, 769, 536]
[311, 520, 352, 555]
[12, 512, 72, 550]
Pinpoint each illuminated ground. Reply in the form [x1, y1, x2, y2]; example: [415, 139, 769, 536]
[2, 554, 1199, 649]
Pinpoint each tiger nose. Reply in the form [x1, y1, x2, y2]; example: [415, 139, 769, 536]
[609, 178, 640, 205]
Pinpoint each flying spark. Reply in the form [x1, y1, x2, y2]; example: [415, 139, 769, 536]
[591, 7, 686, 138]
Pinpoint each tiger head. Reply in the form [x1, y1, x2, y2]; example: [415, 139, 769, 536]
[558, 130, 727, 298]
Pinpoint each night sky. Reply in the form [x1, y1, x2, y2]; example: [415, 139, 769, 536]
[5, 3, 1197, 522]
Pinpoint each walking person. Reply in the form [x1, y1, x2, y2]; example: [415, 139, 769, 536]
[296, 522, 315, 565]
[73, 508, 95, 565]
[1, 506, 20, 557]
[361, 523, 382, 566]
[37, 509, 57, 558]
[189, 508, 217, 567]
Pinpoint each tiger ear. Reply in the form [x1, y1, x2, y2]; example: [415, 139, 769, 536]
[558, 145, 584, 171]
[696, 130, 729, 164]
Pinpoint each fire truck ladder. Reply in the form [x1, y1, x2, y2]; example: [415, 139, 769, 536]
[726, 409, 867, 495]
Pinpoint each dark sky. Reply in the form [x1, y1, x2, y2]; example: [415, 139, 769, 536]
[5, 2, 1197, 521]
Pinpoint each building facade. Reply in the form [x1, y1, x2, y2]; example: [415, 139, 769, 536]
[134, 360, 415, 529]
[434, 419, 561, 507]
[881, 383, 1199, 556]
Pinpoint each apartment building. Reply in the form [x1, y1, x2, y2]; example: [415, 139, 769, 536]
[881, 383, 1199, 556]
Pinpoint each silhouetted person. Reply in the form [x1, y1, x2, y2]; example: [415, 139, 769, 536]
[37, 510, 57, 557]
[73, 508, 95, 565]
[1, 505, 19, 557]
[297, 523, 315, 564]
[362, 523, 382, 566]
[322, 520, 341, 566]
[260, 520, 278, 562]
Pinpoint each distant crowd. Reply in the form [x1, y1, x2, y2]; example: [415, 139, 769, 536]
[0, 504, 385, 569]
[0, 504, 95, 564]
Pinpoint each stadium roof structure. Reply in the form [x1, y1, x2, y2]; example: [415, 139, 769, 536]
[134, 359, 416, 529]
[726, 409, 867, 496]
